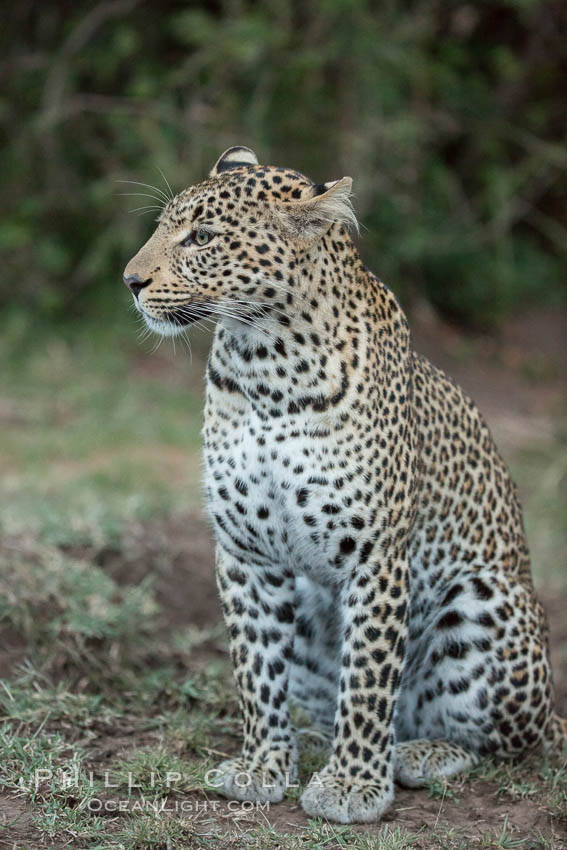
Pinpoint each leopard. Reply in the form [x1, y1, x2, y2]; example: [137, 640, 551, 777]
[123, 145, 567, 823]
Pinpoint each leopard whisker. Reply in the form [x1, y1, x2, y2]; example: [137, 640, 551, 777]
[225, 297, 314, 331]
[181, 330, 193, 362]
[156, 166, 175, 201]
[258, 278, 314, 309]
[116, 180, 171, 205]
[173, 308, 216, 335]
[129, 205, 164, 216]
[205, 305, 277, 341]
[118, 191, 167, 207]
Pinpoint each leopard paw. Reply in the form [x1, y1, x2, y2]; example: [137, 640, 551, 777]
[395, 739, 478, 788]
[301, 765, 393, 823]
[208, 754, 296, 804]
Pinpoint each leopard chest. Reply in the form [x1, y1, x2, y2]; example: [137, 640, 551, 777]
[203, 402, 378, 580]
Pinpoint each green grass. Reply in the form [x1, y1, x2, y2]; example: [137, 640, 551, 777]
[0, 540, 159, 679]
[246, 822, 426, 849]
[112, 745, 214, 796]
[0, 661, 237, 847]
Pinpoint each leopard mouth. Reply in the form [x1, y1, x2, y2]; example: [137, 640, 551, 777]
[139, 303, 215, 337]
[140, 303, 214, 333]
[162, 305, 214, 327]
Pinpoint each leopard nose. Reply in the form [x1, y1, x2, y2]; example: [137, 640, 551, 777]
[123, 273, 152, 298]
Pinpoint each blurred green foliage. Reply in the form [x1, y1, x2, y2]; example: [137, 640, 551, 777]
[2, 0, 566, 325]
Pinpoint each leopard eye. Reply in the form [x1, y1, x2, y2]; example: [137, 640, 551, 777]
[195, 228, 213, 246]
[180, 229, 214, 248]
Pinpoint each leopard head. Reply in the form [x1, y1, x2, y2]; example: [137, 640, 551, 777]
[123, 146, 356, 337]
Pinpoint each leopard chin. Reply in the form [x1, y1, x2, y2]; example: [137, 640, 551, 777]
[141, 312, 187, 337]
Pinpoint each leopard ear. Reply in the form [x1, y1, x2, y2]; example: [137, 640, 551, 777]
[210, 146, 259, 176]
[276, 177, 357, 245]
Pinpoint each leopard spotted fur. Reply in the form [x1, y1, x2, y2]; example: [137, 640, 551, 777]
[123, 146, 567, 823]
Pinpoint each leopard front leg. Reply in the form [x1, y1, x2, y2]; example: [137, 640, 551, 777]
[211, 546, 298, 803]
[301, 553, 409, 823]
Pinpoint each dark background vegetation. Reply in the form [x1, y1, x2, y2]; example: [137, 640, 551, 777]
[2, 0, 567, 327]
[1, 3, 566, 847]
